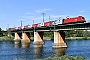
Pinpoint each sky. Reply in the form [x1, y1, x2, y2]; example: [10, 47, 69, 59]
[0, 0, 90, 30]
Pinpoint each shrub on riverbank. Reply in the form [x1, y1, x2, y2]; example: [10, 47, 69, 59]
[0, 36, 14, 41]
[37, 55, 85, 60]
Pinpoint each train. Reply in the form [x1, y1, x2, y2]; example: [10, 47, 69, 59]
[11, 16, 86, 30]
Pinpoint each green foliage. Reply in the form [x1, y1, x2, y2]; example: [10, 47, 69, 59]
[0, 28, 3, 37]
[30, 32, 34, 37]
[43, 30, 89, 40]
[65, 30, 89, 39]
[44, 32, 54, 39]
[82, 31, 88, 39]
[0, 36, 14, 41]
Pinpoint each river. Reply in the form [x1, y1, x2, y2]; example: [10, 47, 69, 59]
[0, 40, 90, 60]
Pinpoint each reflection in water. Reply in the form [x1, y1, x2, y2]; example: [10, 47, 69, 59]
[14, 40, 21, 48]
[14, 44, 21, 48]
[21, 48, 30, 54]
[14, 40, 21, 45]
[33, 44, 43, 59]
[21, 43, 30, 48]
[53, 47, 66, 57]
[21, 43, 30, 54]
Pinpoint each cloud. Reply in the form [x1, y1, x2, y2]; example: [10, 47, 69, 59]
[35, 8, 51, 13]
[25, 12, 33, 15]
[33, 16, 42, 20]
[17, 19, 25, 22]
[49, 15, 68, 20]
[23, 16, 34, 19]
[80, 11, 84, 13]
[23, 15, 42, 21]
[22, 14, 68, 22]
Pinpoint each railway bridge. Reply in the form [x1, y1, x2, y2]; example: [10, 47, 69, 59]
[10, 22, 90, 48]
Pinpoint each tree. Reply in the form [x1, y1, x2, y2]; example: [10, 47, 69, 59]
[83, 30, 88, 39]
[0, 28, 3, 37]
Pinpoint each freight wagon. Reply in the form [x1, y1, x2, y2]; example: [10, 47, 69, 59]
[11, 28, 16, 31]
[18, 26, 21, 30]
[44, 21, 54, 26]
[24, 25, 31, 29]
[32, 24, 38, 28]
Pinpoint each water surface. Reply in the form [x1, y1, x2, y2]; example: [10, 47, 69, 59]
[0, 40, 90, 60]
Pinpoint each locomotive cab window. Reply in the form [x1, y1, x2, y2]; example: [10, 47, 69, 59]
[82, 17, 85, 19]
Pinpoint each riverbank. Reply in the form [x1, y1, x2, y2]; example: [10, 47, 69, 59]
[30, 37, 90, 40]
[0, 36, 90, 41]
[0, 36, 14, 41]
[37, 55, 85, 60]
[65, 37, 90, 40]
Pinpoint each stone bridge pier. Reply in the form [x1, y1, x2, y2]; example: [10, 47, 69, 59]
[14, 33, 22, 45]
[21, 32, 30, 48]
[13, 31, 67, 48]
[52, 31, 67, 48]
[33, 31, 44, 47]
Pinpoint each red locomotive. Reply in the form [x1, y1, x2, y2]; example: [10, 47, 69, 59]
[63, 16, 86, 24]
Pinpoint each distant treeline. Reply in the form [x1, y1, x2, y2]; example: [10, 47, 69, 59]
[0, 28, 7, 37]
[29, 30, 89, 38]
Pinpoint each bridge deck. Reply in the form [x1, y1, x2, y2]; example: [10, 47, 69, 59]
[10, 22, 90, 33]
